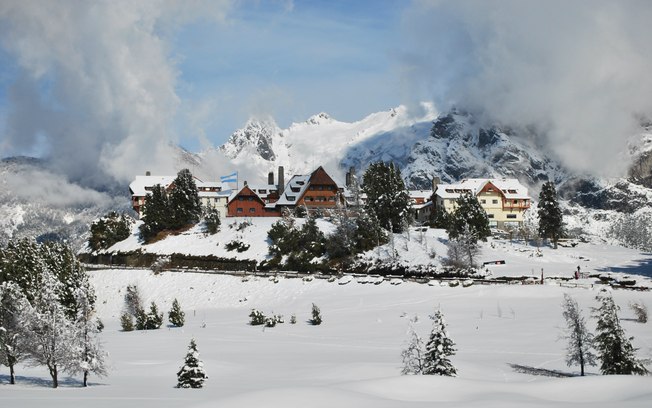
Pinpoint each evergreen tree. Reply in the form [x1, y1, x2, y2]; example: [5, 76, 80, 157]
[66, 287, 108, 387]
[561, 294, 596, 376]
[299, 214, 326, 258]
[203, 206, 221, 234]
[0, 239, 44, 304]
[401, 321, 425, 375]
[124, 284, 143, 316]
[593, 293, 648, 375]
[310, 303, 322, 325]
[0, 281, 29, 384]
[169, 169, 202, 229]
[139, 184, 171, 242]
[136, 302, 164, 330]
[355, 208, 388, 252]
[40, 241, 94, 319]
[447, 192, 491, 242]
[422, 310, 457, 376]
[168, 298, 185, 327]
[538, 181, 564, 249]
[362, 161, 412, 233]
[177, 339, 207, 389]
[88, 211, 133, 251]
[429, 202, 449, 229]
[120, 312, 134, 332]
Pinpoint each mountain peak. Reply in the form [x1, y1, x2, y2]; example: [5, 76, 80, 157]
[306, 112, 332, 125]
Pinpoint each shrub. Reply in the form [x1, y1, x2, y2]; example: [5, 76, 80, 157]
[310, 303, 322, 325]
[203, 206, 221, 234]
[290, 314, 297, 324]
[264, 315, 284, 327]
[629, 301, 648, 323]
[120, 312, 134, 331]
[249, 309, 265, 326]
[88, 211, 133, 251]
[226, 240, 250, 252]
[136, 302, 164, 330]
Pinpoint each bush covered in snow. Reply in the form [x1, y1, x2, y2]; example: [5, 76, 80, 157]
[168, 298, 185, 327]
[309, 303, 322, 325]
[88, 211, 134, 251]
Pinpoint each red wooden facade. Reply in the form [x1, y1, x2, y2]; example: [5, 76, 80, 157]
[227, 185, 280, 217]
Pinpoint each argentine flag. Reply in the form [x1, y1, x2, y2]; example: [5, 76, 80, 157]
[220, 172, 237, 183]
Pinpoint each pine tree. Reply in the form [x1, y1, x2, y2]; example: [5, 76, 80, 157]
[401, 321, 425, 375]
[0, 281, 29, 384]
[362, 161, 412, 233]
[66, 287, 108, 387]
[299, 214, 326, 258]
[177, 339, 207, 389]
[169, 169, 202, 229]
[203, 206, 221, 234]
[168, 298, 185, 327]
[139, 184, 171, 242]
[447, 192, 491, 242]
[120, 312, 134, 332]
[422, 310, 457, 376]
[593, 293, 648, 375]
[310, 303, 322, 325]
[88, 211, 133, 251]
[538, 181, 564, 249]
[561, 293, 596, 376]
[355, 208, 388, 252]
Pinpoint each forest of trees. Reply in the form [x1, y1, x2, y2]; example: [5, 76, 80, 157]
[0, 239, 107, 387]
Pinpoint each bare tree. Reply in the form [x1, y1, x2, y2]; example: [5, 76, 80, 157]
[561, 294, 596, 376]
[401, 319, 425, 375]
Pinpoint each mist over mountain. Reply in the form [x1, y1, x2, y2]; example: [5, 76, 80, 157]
[2, 103, 652, 251]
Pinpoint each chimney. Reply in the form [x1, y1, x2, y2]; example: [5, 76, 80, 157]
[268, 171, 274, 185]
[346, 166, 355, 187]
[277, 166, 285, 194]
[432, 176, 441, 191]
[244, 180, 248, 186]
[145, 171, 151, 176]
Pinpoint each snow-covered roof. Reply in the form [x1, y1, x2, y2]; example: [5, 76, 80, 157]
[247, 183, 280, 200]
[436, 178, 529, 200]
[130, 175, 225, 197]
[408, 190, 433, 200]
[276, 174, 311, 206]
[129, 175, 175, 196]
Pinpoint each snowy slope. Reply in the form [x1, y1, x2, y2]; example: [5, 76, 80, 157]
[2, 268, 651, 407]
[218, 104, 438, 182]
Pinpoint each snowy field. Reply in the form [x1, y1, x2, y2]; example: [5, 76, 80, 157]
[1, 268, 651, 407]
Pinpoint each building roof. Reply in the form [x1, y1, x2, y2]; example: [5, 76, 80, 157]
[309, 166, 337, 185]
[129, 175, 175, 196]
[436, 178, 530, 200]
[275, 174, 311, 206]
[408, 190, 434, 200]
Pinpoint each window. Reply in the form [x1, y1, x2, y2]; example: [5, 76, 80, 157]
[480, 199, 486, 204]
[506, 214, 517, 219]
[248, 197, 254, 201]
[492, 199, 498, 204]
[513, 200, 519, 204]
[259, 189, 266, 194]
[249, 208, 256, 213]
[287, 196, 296, 201]
[487, 214, 494, 219]
[237, 208, 243, 213]
[508, 189, 517, 194]
[487, 188, 493, 192]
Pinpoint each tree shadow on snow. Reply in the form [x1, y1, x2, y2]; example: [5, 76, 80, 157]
[0, 373, 105, 388]
[595, 256, 652, 279]
[508, 363, 575, 378]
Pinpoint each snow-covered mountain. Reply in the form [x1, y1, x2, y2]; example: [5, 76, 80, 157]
[0, 157, 130, 249]
[2, 104, 651, 250]
[218, 104, 438, 183]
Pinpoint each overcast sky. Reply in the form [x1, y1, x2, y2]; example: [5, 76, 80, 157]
[1, 0, 651, 185]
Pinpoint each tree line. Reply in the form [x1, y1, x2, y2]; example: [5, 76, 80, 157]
[0, 239, 107, 387]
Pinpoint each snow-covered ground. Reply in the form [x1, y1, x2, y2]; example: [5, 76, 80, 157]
[98, 218, 652, 287]
[2, 266, 651, 407]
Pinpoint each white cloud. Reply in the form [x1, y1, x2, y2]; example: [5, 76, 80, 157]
[0, 0, 232, 186]
[400, 0, 652, 176]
